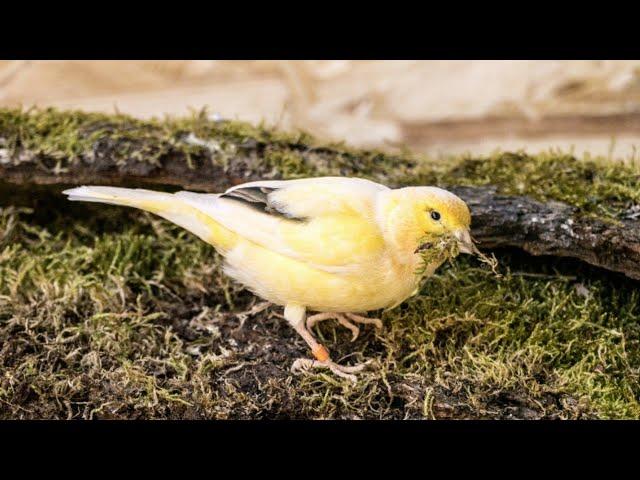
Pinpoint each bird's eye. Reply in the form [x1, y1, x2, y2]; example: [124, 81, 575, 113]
[430, 210, 441, 221]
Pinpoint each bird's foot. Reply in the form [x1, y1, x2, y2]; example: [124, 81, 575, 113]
[306, 312, 382, 342]
[344, 313, 383, 330]
[291, 357, 371, 383]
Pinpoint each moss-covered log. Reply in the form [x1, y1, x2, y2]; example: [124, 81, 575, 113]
[2, 108, 639, 280]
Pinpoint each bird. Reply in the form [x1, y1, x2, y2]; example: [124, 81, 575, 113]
[63, 177, 476, 381]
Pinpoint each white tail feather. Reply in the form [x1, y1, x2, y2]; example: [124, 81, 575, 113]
[62, 186, 221, 246]
[63, 186, 175, 206]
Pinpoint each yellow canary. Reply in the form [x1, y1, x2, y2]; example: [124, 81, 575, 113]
[64, 177, 474, 381]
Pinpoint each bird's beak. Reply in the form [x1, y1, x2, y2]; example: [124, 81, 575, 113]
[454, 228, 478, 255]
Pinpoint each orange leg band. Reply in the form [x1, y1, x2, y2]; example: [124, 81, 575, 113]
[312, 345, 330, 362]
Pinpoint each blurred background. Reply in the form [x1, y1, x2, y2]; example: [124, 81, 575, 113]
[1, 60, 639, 159]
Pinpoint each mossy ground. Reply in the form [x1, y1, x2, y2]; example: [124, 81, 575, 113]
[1, 108, 639, 419]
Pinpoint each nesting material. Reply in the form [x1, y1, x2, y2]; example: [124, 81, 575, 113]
[416, 232, 500, 277]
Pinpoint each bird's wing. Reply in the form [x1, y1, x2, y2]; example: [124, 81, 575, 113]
[176, 177, 389, 272]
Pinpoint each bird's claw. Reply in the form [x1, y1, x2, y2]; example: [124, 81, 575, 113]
[344, 313, 383, 331]
[291, 357, 371, 383]
[306, 312, 382, 342]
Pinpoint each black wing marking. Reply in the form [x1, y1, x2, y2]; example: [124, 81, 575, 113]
[220, 186, 306, 221]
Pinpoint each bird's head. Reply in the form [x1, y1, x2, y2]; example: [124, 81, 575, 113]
[378, 186, 476, 263]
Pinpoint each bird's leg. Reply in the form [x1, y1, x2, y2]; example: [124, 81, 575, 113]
[284, 304, 369, 382]
[307, 312, 383, 342]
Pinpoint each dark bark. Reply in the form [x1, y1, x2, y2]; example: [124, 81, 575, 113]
[2, 141, 639, 281]
[452, 186, 640, 280]
[0, 147, 244, 193]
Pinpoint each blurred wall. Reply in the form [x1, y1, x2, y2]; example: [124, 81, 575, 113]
[1, 60, 639, 158]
